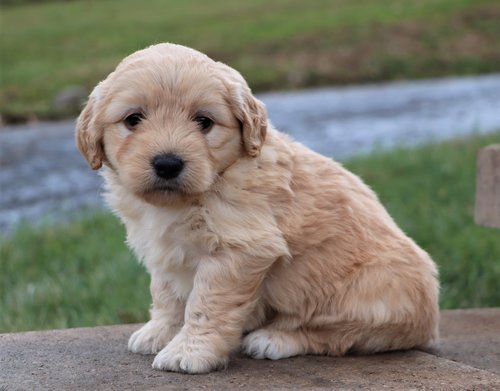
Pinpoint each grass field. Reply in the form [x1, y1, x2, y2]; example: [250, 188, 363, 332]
[1, 132, 499, 333]
[2, 0, 500, 121]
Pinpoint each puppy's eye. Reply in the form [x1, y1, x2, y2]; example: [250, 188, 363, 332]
[194, 116, 214, 134]
[124, 113, 144, 130]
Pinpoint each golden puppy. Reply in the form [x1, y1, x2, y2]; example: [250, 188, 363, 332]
[76, 43, 439, 374]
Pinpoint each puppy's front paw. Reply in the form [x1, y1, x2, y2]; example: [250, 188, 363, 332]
[152, 331, 227, 374]
[128, 320, 178, 354]
[242, 328, 304, 360]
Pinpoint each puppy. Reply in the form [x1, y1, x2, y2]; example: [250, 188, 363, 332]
[76, 43, 439, 374]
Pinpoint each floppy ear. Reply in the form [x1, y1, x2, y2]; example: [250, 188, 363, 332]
[75, 86, 105, 170]
[220, 65, 268, 157]
[237, 92, 268, 158]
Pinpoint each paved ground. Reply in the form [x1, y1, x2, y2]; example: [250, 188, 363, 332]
[1, 308, 499, 390]
[1, 74, 500, 232]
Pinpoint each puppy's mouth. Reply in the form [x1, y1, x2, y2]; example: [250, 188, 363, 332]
[137, 176, 203, 204]
[143, 179, 184, 195]
[131, 165, 210, 205]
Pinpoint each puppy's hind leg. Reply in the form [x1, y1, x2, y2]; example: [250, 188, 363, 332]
[242, 321, 369, 360]
[242, 327, 309, 360]
[243, 317, 437, 360]
[242, 314, 316, 360]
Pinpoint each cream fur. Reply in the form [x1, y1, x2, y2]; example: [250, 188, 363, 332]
[76, 43, 439, 374]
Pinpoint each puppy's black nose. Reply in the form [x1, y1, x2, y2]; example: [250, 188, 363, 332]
[152, 153, 184, 180]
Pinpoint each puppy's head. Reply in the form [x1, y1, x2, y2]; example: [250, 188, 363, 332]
[76, 43, 267, 205]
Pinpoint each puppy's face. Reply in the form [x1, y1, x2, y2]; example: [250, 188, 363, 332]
[76, 44, 267, 206]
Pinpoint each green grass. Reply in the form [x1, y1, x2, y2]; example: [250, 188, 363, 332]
[0, 212, 150, 332]
[1, 132, 499, 332]
[2, 0, 500, 121]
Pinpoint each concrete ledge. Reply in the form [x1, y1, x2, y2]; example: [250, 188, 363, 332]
[1, 309, 499, 390]
[475, 144, 500, 228]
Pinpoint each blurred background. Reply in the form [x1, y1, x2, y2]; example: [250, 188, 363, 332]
[1, 0, 499, 332]
[2, 0, 500, 121]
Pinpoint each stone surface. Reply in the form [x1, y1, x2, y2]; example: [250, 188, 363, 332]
[434, 308, 500, 375]
[1, 309, 500, 390]
[475, 145, 500, 228]
[1, 73, 500, 232]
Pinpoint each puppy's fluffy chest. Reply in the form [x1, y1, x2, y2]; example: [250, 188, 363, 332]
[104, 171, 289, 298]
[115, 196, 216, 265]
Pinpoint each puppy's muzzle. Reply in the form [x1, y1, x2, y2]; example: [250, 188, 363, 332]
[152, 153, 184, 180]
